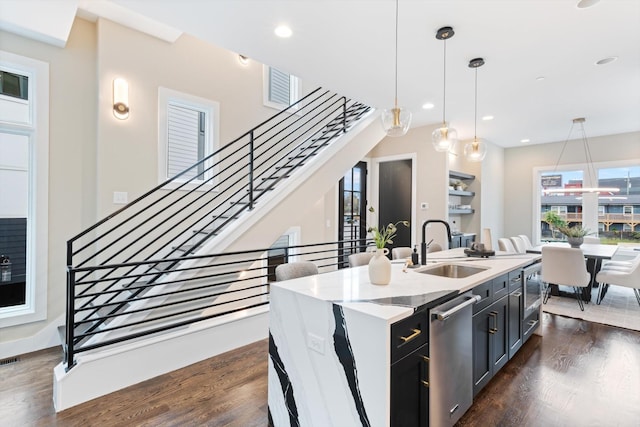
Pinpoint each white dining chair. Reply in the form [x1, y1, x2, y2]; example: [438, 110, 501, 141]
[498, 238, 516, 253]
[391, 247, 413, 260]
[596, 256, 640, 306]
[510, 236, 527, 254]
[275, 261, 318, 281]
[427, 243, 443, 253]
[541, 246, 591, 311]
[348, 252, 375, 267]
[517, 234, 534, 250]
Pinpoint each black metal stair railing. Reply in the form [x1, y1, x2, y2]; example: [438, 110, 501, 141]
[65, 239, 370, 369]
[65, 87, 371, 369]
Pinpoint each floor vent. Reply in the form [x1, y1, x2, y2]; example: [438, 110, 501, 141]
[0, 356, 19, 366]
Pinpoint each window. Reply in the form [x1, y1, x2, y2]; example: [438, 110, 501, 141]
[0, 51, 49, 327]
[536, 164, 640, 244]
[263, 66, 300, 110]
[158, 87, 219, 187]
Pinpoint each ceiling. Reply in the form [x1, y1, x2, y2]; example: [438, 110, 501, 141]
[3, 0, 640, 148]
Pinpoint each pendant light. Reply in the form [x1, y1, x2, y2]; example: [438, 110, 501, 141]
[464, 57, 487, 162]
[432, 26, 457, 152]
[381, 0, 411, 137]
[542, 118, 620, 195]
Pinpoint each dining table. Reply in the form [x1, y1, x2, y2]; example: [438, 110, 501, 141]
[527, 242, 618, 302]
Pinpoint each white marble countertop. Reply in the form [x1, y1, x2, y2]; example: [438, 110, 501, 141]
[272, 248, 541, 324]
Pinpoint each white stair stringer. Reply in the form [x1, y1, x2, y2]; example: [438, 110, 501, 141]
[54, 109, 384, 410]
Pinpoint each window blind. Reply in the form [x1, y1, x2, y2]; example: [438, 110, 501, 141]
[269, 68, 291, 106]
[167, 103, 203, 180]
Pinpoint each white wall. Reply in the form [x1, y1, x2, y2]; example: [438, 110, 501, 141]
[503, 131, 640, 241]
[368, 124, 449, 249]
[0, 18, 97, 346]
[0, 16, 326, 351]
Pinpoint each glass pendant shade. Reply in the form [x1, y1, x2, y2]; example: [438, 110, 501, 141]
[432, 123, 457, 152]
[382, 106, 412, 137]
[464, 138, 487, 162]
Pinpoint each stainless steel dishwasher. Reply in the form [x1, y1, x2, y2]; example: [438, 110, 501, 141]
[429, 292, 481, 427]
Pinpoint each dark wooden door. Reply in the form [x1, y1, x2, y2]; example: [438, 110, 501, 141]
[390, 343, 429, 427]
[378, 159, 412, 254]
[472, 309, 492, 397]
[491, 297, 510, 373]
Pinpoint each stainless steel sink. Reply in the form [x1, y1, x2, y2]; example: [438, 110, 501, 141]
[417, 264, 488, 278]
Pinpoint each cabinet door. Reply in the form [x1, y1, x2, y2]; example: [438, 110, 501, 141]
[490, 297, 509, 373]
[390, 344, 429, 427]
[461, 234, 475, 248]
[508, 289, 524, 358]
[472, 310, 492, 397]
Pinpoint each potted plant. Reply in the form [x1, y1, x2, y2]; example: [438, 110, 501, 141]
[367, 207, 409, 285]
[543, 211, 591, 247]
[558, 224, 592, 248]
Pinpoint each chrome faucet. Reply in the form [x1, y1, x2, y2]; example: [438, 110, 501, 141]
[421, 219, 452, 265]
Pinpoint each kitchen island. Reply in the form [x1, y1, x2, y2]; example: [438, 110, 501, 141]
[268, 248, 541, 427]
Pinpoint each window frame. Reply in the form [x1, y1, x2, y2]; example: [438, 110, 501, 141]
[262, 65, 301, 110]
[158, 87, 219, 190]
[0, 51, 49, 327]
[534, 159, 640, 244]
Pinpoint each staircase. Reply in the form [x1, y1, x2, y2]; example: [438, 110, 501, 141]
[54, 88, 385, 411]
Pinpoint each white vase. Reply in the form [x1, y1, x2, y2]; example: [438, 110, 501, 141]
[369, 248, 391, 285]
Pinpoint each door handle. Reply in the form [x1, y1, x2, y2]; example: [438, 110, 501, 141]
[422, 355, 430, 388]
[432, 294, 481, 320]
[489, 311, 498, 334]
[399, 328, 421, 343]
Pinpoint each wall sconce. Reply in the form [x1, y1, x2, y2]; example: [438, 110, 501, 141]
[113, 77, 129, 120]
[238, 54, 249, 66]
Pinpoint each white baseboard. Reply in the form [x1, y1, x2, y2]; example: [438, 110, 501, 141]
[0, 313, 63, 360]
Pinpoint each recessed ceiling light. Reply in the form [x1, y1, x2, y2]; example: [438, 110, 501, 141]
[274, 25, 292, 38]
[520, 139, 530, 143]
[422, 102, 434, 110]
[577, 0, 600, 9]
[595, 56, 618, 65]
[536, 76, 545, 81]
[482, 115, 494, 121]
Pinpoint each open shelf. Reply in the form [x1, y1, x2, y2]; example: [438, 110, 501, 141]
[449, 170, 475, 181]
[449, 209, 475, 215]
[449, 190, 475, 197]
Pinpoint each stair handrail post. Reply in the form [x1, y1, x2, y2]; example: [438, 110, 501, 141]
[65, 264, 76, 371]
[248, 130, 254, 210]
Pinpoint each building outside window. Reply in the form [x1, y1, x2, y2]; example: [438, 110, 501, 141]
[537, 164, 640, 244]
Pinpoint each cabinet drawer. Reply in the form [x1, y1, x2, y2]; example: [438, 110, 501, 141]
[472, 280, 493, 314]
[508, 269, 522, 293]
[391, 311, 428, 363]
[492, 273, 509, 300]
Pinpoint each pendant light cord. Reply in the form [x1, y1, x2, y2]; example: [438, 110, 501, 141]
[474, 67, 478, 140]
[442, 39, 447, 124]
[394, 0, 399, 108]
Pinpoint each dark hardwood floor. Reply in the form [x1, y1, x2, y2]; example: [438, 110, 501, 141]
[1, 312, 639, 426]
